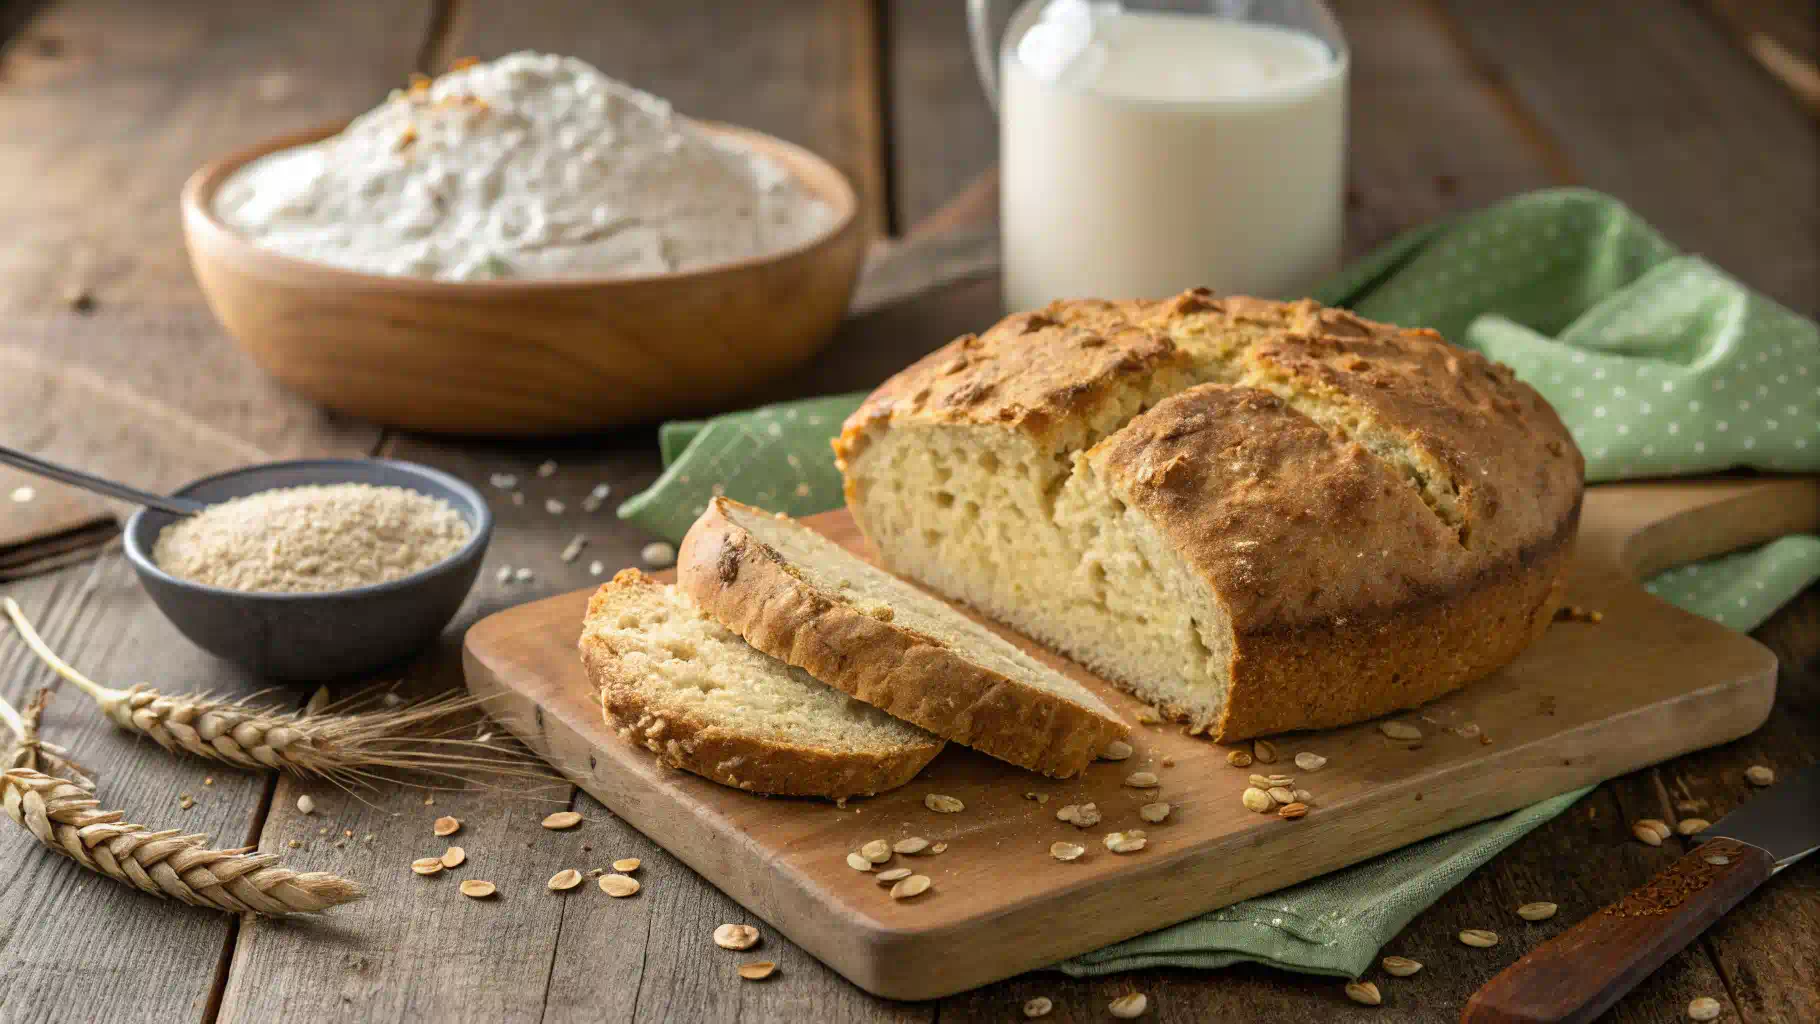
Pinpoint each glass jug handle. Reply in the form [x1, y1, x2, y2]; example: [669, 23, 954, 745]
[967, 0, 1006, 113]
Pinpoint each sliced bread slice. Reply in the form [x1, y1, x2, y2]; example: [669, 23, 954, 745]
[677, 498, 1129, 778]
[579, 569, 944, 800]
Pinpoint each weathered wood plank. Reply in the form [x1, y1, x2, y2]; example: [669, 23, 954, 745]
[444, 0, 890, 237]
[0, 556, 306, 1024]
[884, 0, 996, 233]
[1331, 0, 1563, 255]
[1431, 0, 1819, 315]
[0, 0, 434, 315]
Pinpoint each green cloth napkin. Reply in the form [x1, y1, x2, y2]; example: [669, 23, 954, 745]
[621, 188, 1820, 978]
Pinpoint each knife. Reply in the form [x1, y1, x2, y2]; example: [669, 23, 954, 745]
[1461, 765, 1819, 1023]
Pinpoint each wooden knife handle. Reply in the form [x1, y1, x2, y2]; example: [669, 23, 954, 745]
[1460, 838, 1775, 1024]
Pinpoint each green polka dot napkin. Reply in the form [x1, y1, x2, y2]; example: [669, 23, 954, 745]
[620, 188, 1820, 978]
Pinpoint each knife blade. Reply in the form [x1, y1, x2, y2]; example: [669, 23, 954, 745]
[1691, 763, 1820, 872]
[1462, 765, 1817, 1024]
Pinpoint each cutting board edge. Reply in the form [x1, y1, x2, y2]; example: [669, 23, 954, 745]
[460, 608, 1778, 1001]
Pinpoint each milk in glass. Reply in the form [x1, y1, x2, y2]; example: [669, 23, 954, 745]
[999, 2, 1348, 311]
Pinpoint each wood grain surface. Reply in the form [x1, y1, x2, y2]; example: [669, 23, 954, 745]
[460, 478, 1812, 999]
[0, 0, 1814, 1021]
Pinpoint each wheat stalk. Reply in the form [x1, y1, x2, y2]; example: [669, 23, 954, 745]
[3, 597, 551, 791]
[3, 767, 363, 914]
[1, 688, 97, 792]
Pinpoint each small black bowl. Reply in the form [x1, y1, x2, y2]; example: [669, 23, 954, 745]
[123, 458, 493, 683]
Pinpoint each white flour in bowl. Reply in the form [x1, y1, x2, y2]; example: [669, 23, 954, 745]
[213, 52, 836, 281]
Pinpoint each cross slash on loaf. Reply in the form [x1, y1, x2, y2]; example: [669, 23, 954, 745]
[833, 292, 1584, 741]
[677, 497, 1129, 778]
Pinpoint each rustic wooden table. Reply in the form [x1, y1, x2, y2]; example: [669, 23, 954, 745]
[0, 2, 1814, 1022]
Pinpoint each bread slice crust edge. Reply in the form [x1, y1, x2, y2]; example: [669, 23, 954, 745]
[677, 498, 1128, 778]
[579, 570, 944, 800]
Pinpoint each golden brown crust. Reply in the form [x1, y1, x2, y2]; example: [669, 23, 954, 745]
[836, 292, 1586, 740]
[677, 498, 1128, 778]
[579, 570, 944, 800]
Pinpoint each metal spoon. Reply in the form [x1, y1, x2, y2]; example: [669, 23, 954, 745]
[0, 444, 209, 516]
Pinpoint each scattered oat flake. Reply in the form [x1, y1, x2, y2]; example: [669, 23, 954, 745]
[424, 797, 436, 807]
[588, 560, 604, 576]
[537, 460, 558, 477]
[10, 485, 35, 503]
[489, 473, 518, 490]
[1100, 740, 1134, 761]
[1459, 928, 1499, 948]
[875, 867, 912, 883]
[1687, 996, 1722, 1021]
[1517, 901, 1557, 921]
[890, 874, 931, 899]
[411, 857, 444, 876]
[560, 534, 588, 562]
[589, 483, 611, 501]
[513, 567, 534, 582]
[434, 816, 461, 836]
[924, 793, 964, 813]
[1103, 832, 1146, 854]
[459, 879, 496, 899]
[1344, 980, 1382, 1006]
[1380, 721, 1422, 741]
[495, 565, 513, 583]
[737, 961, 777, 981]
[548, 869, 583, 891]
[1139, 802, 1171, 823]
[441, 846, 466, 868]
[1108, 992, 1148, 1018]
[714, 923, 761, 950]
[641, 541, 677, 567]
[1023, 996, 1054, 1018]
[612, 857, 641, 873]
[542, 810, 583, 830]
[1293, 752, 1327, 771]
[1050, 841, 1085, 862]
[599, 874, 640, 897]
[1382, 955, 1422, 977]
[892, 837, 929, 855]
[1745, 765, 1775, 786]
[545, 499, 566, 515]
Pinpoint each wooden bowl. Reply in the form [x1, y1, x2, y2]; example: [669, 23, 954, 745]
[181, 122, 864, 435]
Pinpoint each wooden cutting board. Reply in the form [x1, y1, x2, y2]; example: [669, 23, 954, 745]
[462, 475, 1820, 1000]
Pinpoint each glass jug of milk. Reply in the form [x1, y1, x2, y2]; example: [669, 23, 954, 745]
[969, 0, 1349, 311]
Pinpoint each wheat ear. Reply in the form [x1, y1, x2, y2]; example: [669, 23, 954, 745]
[3, 768, 363, 914]
[3, 597, 549, 789]
[1, 688, 97, 792]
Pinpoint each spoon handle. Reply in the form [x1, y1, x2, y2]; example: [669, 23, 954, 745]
[0, 444, 209, 517]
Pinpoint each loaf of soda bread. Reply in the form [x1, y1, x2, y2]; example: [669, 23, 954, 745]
[834, 292, 1584, 741]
